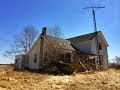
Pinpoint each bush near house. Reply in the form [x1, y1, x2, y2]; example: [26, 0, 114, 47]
[109, 63, 120, 70]
[39, 63, 75, 75]
[110, 56, 120, 69]
[39, 60, 87, 75]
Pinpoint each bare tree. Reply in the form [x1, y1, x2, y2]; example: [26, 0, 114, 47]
[4, 43, 21, 59]
[4, 25, 38, 59]
[47, 25, 63, 38]
[114, 56, 120, 65]
[14, 26, 38, 53]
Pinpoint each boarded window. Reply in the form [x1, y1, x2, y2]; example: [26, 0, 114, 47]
[34, 54, 37, 63]
[99, 55, 103, 65]
[99, 42, 102, 50]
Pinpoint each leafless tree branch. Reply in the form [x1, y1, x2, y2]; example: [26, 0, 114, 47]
[47, 25, 63, 38]
[4, 25, 38, 60]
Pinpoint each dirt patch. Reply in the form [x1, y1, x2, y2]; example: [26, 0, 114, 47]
[0, 65, 120, 90]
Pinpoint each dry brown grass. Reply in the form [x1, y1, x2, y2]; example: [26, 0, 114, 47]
[0, 65, 120, 90]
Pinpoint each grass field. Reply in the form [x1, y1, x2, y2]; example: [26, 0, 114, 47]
[0, 65, 120, 90]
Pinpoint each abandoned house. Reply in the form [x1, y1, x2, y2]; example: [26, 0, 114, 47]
[15, 27, 109, 71]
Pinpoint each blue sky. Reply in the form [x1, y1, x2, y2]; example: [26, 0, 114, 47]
[0, 0, 119, 63]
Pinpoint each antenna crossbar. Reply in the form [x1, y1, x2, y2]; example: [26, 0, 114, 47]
[82, 6, 105, 9]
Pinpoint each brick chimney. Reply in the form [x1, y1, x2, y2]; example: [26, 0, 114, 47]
[41, 27, 47, 35]
[40, 27, 47, 67]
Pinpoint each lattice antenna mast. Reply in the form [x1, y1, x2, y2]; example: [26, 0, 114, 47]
[83, 6, 105, 32]
[83, 6, 105, 70]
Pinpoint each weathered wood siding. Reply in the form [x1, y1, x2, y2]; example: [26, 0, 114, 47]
[90, 36, 108, 70]
[28, 39, 40, 69]
[98, 36, 108, 70]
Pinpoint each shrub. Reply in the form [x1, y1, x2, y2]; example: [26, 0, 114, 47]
[40, 65, 58, 74]
[110, 63, 120, 70]
[56, 63, 75, 75]
[39, 62, 77, 75]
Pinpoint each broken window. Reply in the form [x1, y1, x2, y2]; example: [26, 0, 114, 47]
[34, 53, 37, 63]
[59, 54, 65, 61]
[65, 53, 71, 63]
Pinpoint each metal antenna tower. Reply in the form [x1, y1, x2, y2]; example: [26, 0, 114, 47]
[83, 6, 105, 70]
